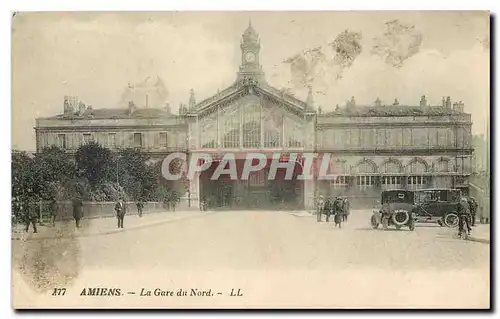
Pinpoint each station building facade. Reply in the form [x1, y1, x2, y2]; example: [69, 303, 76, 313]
[35, 24, 473, 210]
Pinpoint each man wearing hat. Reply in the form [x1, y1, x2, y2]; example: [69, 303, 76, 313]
[316, 195, 325, 222]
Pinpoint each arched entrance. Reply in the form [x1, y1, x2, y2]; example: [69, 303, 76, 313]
[199, 157, 304, 210]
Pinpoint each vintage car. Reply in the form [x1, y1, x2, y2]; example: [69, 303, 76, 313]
[412, 188, 462, 227]
[371, 190, 416, 231]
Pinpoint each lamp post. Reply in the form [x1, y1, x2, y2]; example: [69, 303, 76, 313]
[116, 155, 121, 186]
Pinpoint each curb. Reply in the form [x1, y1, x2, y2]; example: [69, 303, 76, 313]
[12, 211, 217, 241]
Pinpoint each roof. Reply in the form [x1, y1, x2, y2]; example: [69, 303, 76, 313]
[382, 189, 413, 193]
[45, 108, 177, 120]
[192, 81, 313, 116]
[321, 105, 465, 117]
[416, 188, 459, 192]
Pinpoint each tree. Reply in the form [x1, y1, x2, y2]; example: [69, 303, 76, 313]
[116, 149, 157, 201]
[33, 146, 77, 200]
[75, 142, 114, 187]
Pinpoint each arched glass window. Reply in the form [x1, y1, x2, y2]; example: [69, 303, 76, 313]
[242, 104, 261, 148]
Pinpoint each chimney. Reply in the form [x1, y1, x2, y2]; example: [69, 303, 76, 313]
[374, 98, 382, 107]
[78, 101, 87, 115]
[350, 96, 356, 107]
[453, 100, 464, 113]
[318, 106, 322, 115]
[63, 96, 74, 114]
[188, 89, 196, 109]
[306, 86, 314, 109]
[128, 101, 136, 115]
[165, 102, 171, 115]
[393, 98, 399, 106]
[335, 104, 340, 112]
[445, 96, 452, 109]
[145, 94, 149, 108]
[442, 97, 446, 108]
[420, 95, 427, 107]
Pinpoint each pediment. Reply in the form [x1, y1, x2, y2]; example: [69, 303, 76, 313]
[188, 81, 315, 119]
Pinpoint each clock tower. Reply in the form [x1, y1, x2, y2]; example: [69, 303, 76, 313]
[236, 21, 266, 83]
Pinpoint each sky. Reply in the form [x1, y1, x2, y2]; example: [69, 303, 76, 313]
[11, 11, 490, 151]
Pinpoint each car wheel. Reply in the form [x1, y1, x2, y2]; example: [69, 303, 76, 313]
[370, 215, 379, 229]
[391, 211, 410, 226]
[444, 213, 459, 228]
[382, 217, 389, 230]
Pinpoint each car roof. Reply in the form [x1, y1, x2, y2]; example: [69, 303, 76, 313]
[416, 188, 457, 191]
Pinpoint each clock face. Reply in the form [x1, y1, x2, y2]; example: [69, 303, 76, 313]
[245, 52, 256, 63]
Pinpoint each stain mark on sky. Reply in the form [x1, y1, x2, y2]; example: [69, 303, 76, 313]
[283, 29, 363, 91]
[371, 19, 423, 68]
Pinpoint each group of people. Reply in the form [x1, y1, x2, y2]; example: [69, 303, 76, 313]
[15, 197, 147, 233]
[316, 195, 350, 228]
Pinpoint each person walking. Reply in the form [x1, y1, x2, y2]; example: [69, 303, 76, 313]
[342, 197, 350, 222]
[457, 197, 471, 237]
[72, 197, 83, 228]
[49, 197, 59, 227]
[115, 199, 126, 228]
[467, 197, 478, 227]
[333, 197, 343, 228]
[136, 200, 144, 218]
[324, 198, 333, 223]
[316, 195, 325, 222]
[24, 200, 38, 233]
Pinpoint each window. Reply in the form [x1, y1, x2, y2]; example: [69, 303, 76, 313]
[83, 133, 92, 144]
[133, 133, 143, 148]
[332, 176, 348, 188]
[159, 132, 168, 148]
[381, 176, 403, 189]
[108, 133, 116, 148]
[436, 159, 449, 172]
[57, 134, 66, 149]
[221, 106, 240, 149]
[243, 104, 261, 148]
[376, 129, 386, 148]
[356, 175, 375, 190]
[264, 131, 281, 148]
[407, 176, 427, 190]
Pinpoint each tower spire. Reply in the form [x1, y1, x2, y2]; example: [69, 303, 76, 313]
[188, 89, 196, 109]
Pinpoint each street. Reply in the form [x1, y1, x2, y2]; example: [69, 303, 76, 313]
[12, 209, 490, 308]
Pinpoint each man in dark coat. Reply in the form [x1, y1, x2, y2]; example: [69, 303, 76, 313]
[115, 200, 126, 228]
[333, 197, 343, 228]
[457, 198, 471, 236]
[341, 197, 350, 222]
[467, 197, 478, 226]
[324, 198, 333, 222]
[24, 201, 38, 233]
[136, 200, 144, 218]
[49, 197, 59, 226]
[72, 198, 83, 228]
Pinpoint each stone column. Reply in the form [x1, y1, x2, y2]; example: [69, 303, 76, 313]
[304, 179, 315, 212]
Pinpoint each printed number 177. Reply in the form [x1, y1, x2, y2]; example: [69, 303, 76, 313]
[52, 288, 66, 296]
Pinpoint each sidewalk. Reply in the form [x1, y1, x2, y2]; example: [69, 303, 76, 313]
[12, 210, 216, 241]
